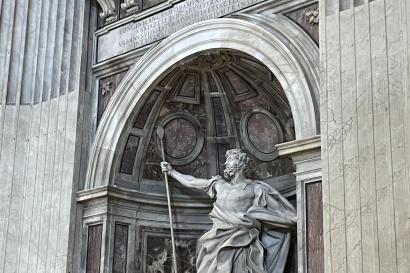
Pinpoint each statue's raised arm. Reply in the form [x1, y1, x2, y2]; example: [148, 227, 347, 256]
[161, 162, 218, 190]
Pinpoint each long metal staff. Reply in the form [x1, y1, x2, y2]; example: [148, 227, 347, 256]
[157, 126, 178, 273]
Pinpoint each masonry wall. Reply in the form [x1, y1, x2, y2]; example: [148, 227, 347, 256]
[320, 1, 410, 273]
[0, 0, 89, 272]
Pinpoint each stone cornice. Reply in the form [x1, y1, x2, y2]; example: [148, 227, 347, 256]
[77, 185, 214, 207]
[277, 135, 321, 161]
[277, 136, 321, 181]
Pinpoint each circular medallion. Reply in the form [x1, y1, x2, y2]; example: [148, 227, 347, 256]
[156, 113, 204, 165]
[240, 109, 283, 161]
[164, 118, 197, 159]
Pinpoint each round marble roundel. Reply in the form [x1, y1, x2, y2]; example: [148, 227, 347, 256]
[247, 113, 279, 154]
[157, 113, 204, 165]
[164, 118, 197, 159]
[240, 109, 283, 161]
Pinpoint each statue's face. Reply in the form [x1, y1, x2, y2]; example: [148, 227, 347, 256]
[223, 156, 240, 180]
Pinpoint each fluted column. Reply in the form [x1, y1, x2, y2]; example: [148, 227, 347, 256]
[0, 0, 89, 272]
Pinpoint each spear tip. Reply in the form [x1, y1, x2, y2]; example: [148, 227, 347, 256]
[156, 125, 165, 139]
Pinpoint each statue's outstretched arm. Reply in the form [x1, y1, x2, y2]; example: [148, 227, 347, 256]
[160, 162, 210, 189]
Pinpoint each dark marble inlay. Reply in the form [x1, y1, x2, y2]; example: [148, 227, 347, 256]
[219, 68, 257, 102]
[133, 90, 161, 129]
[86, 224, 103, 273]
[207, 72, 218, 93]
[120, 135, 140, 174]
[247, 113, 279, 154]
[172, 72, 200, 104]
[225, 70, 249, 95]
[113, 224, 129, 273]
[180, 74, 197, 98]
[306, 182, 324, 273]
[212, 97, 228, 137]
[164, 118, 197, 159]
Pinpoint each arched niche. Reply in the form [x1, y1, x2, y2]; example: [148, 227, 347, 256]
[115, 50, 297, 197]
[85, 14, 320, 189]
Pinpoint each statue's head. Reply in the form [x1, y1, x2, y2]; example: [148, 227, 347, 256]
[223, 149, 249, 180]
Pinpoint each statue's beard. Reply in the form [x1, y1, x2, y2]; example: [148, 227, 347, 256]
[223, 166, 238, 180]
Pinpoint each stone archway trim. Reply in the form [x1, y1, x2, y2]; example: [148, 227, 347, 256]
[85, 14, 320, 189]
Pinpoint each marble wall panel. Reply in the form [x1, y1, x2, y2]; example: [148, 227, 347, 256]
[321, 1, 410, 273]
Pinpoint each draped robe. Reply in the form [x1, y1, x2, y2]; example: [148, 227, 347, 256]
[194, 176, 296, 273]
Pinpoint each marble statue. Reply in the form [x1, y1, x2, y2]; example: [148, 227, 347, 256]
[161, 149, 297, 273]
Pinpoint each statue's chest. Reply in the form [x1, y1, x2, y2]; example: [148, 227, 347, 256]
[218, 184, 255, 205]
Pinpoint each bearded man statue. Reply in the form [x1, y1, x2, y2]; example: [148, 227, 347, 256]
[161, 149, 296, 273]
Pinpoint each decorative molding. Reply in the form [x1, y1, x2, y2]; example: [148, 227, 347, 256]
[305, 8, 319, 24]
[97, 0, 117, 22]
[284, 2, 319, 45]
[121, 0, 139, 10]
[121, 0, 140, 17]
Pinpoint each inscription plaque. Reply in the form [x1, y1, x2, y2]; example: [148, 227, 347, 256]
[96, 0, 266, 63]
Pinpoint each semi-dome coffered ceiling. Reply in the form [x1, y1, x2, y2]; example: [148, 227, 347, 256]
[114, 50, 295, 196]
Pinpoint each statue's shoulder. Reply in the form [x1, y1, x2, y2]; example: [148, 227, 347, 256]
[208, 175, 226, 189]
[209, 175, 225, 183]
[250, 180, 276, 192]
[203, 175, 225, 198]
